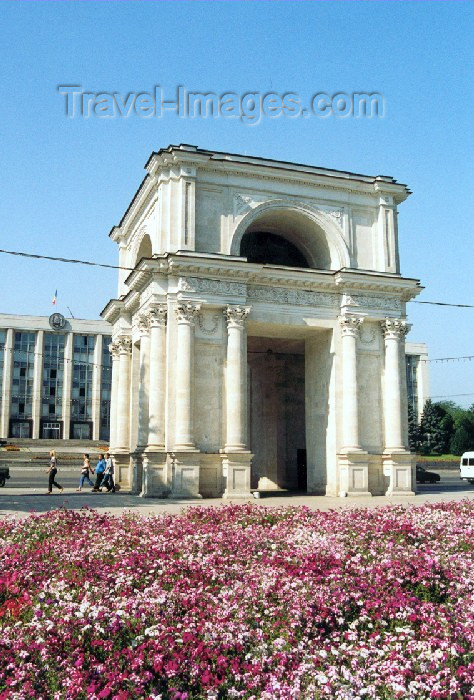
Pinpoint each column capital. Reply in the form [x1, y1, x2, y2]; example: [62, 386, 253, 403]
[381, 318, 410, 340]
[116, 335, 132, 355]
[108, 341, 121, 360]
[137, 313, 151, 336]
[338, 314, 364, 337]
[225, 305, 251, 329]
[148, 304, 168, 328]
[175, 303, 201, 324]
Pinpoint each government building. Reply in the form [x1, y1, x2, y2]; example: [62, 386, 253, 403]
[98, 144, 427, 498]
[0, 314, 112, 442]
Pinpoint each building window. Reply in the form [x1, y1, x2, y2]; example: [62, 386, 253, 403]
[71, 335, 94, 422]
[41, 333, 65, 426]
[406, 355, 419, 419]
[100, 335, 112, 441]
[10, 331, 35, 425]
[0, 329, 6, 418]
[70, 421, 92, 440]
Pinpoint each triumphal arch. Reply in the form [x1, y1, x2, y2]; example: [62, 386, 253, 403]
[102, 144, 421, 498]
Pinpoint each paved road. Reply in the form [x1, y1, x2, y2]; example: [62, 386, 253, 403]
[0, 467, 472, 519]
[2, 466, 470, 493]
[3, 466, 92, 491]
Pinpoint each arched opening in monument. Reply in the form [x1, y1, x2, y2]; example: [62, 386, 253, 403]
[241, 231, 310, 268]
[248, 337, 306, 492]
[239, 208, 333, 270]
[134, 234, 152, 267]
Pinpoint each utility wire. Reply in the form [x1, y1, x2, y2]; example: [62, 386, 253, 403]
[0, 247, 473, 309]
[0, 248, 135, 271]
[420, 355, 474, 364]
[412, 300, 474, 308]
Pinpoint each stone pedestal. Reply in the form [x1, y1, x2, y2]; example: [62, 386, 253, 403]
[383, 451, 415, 495]
[112, 451, 131, 491]
[170, 451, 202, 499]
[337, 451, 371, 497]
[130, 450, 144, 494]
[141, 451, 169, 498]
[222, 453, 252, 499]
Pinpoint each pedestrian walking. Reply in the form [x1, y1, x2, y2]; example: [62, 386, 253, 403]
[46, 450, 63, 495]
[76, 453, 94, 491]
[92, 453, 106, 492]
[101, 452, 116, 492]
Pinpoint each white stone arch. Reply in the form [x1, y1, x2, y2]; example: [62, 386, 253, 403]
[230, 200, 350, 270]
[130, 228, 153, 269]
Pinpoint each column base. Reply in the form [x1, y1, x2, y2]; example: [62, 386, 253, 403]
[111, 450, 131, 491]
[221, 452, 252, 499]
[383, 451, 416, 496]
[169, 451, 202, 499]
[337, 451, 371, 497]
[140, 450, 169, 498]
[130, 450, 146, 494]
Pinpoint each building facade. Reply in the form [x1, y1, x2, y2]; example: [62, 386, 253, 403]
[0, 313, 112, 441]
[100, 144, 424, 498]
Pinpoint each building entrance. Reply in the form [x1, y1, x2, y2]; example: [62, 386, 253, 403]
[248, 337, 306, 492]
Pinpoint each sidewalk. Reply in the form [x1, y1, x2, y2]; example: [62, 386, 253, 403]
[0, 480, 472, 519]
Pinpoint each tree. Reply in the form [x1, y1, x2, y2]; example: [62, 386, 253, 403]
[419, 399, 453, 455]
[450, 412, 474, 455]
[407, 403, 422, 452]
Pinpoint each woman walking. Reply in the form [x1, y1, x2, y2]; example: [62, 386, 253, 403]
[76, 453, 94, 491]
[46, 450, 63, 495]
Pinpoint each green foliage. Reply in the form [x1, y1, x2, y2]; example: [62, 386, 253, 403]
[408, 403, 422, 452]
[416, 400, 474, 457]
[419, 400, 453, 455]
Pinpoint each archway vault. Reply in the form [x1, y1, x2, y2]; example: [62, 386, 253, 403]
[230, 200, 350, 271]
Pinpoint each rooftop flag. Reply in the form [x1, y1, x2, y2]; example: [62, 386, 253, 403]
[52, 289, 57, 306]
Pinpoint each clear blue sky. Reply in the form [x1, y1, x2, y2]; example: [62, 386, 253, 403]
[0, 2, 472, 406]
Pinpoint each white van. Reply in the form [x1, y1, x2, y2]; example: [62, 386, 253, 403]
[460, 452, 474, 484]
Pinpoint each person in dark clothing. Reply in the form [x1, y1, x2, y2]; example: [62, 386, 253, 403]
[101, 452, 116, 492]
[92, 454, 106, 492]
[46, 450, 63, 494]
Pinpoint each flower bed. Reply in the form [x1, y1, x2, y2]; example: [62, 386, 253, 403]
[1, 502, 474, 699]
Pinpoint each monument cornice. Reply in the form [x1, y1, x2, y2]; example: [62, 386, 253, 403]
[111, 145, 411, 243]
[334, 269, 422, 301]
[100, 298, 125, 324]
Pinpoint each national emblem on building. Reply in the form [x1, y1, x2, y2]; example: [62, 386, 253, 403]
[102, 144, 422, 498]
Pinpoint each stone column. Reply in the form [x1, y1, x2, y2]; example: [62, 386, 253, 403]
[222, 305, 253, 499]
[32, 331, 44, 439]
[141, 304, 168, 498]
[115, 335, 132, 451]
[224, 306, 251, 451]
[62, 332, 73, 439]
[91, 334, 103, 440]
[381, 318, 414, 495]
[381, 318, 409, 451]
[137, 314, 150, 449]
[339, 315, 363, 451]
[0, 329, 14, 438]
[337, 315, 370, 497]
[170, 303, 202, 499]
[147, 304, 167, 448]
[174, 303, 200, 450]
[108, 341, 120, 450]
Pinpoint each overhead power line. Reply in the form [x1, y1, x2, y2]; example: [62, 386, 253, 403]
[0, 247, 472, 308]
[412, 301, 474, 308]
[431, 392, 474, 399]
[0, 248, 135, 271]
[421, 355, 474, 364]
